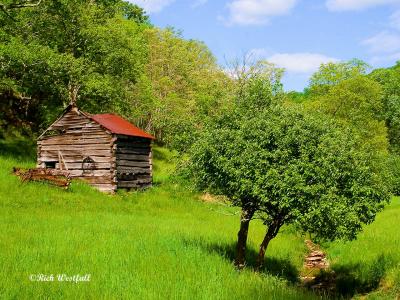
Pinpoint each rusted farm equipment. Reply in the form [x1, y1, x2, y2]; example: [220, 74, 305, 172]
[13, 167, 71, 189]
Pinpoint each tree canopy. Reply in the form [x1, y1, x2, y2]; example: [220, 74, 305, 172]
[183, 61, 392, 268]
[0, 0, 231, 147]
[186, 102, 391, 268]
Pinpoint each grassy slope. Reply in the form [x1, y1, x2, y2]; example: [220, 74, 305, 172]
[0, 145, 399, 299]
[324, 198, 400, 299]
[0, 148, 315, 300]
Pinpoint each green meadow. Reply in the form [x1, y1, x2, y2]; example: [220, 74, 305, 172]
[0, 146, 399, 299]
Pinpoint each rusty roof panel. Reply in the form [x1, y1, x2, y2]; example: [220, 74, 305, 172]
[91, 114, 155, 139]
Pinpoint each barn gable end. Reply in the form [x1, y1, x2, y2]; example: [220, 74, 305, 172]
[37, 105, 154, 193]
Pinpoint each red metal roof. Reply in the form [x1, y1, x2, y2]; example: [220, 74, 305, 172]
[91, 114, 155, 139]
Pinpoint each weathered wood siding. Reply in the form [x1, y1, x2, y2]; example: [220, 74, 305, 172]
[37, 109, 116, 193]
[115, 135, 152, 189]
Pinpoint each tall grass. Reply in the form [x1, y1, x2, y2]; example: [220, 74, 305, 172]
[0, 149, 316, 300]
[323, 198, 400, 299]
[0, 144, 399, 299]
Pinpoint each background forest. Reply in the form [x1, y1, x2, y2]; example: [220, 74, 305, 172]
[2, 1, 400, 166]
[1, 1, 400, 299]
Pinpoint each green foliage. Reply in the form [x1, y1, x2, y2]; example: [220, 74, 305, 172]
[134, 27, 233, 149]
[309, 59, 370, 96]
[370, 62, 400, 154]
[0, 37, 85, 129]
[307, 75, 388, 156]
[387, 154, 400, 195]
[120, 1, 150, 24]
[0, 0, 149, 132]
[186, 104, 391, 241]
[286, 90, 310, 103]
[0, 131, 36, 160]
[0, 1, 230, 150]
[304, 61, 391, 197]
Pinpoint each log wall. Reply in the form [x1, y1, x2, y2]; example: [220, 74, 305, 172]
[37, 110, 116, 193]
[115, 136, 152, 189]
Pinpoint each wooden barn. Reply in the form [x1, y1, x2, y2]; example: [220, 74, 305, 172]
[37, 104, 155, 192]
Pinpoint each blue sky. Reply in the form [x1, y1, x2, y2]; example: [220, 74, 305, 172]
[129, 0, 400, 91]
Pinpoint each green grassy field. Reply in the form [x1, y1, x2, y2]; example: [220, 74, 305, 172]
[0, 146, 399, 299]
[323, 198, 400, 299]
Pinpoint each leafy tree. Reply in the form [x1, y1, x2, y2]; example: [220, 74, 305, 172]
[304, 61, 390, 197]
[0, 38, 83, 131]
[306, 75, 388, 156]
[133, 27, 232, 149]
[0, 0, 149, 132]
[121, 1, 149, 24]
[370, 63, 400, 155]
[186, 105, 390, 269]
[0, 1, 230, 150]
[309, 59, 369, 96]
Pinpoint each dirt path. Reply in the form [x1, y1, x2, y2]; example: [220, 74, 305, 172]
[300, 240, 334, 291]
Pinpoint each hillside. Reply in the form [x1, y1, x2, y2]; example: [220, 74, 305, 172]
[0, 147, 399, 299]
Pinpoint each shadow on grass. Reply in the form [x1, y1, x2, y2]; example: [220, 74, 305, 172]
[183, 238, 396, 299]
[313, 254, 395, 298]
[183, 239, 299, 283]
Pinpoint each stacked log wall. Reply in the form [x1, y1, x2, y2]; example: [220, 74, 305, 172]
[115, 136, 152, 189]
[37, 110, 116, 193]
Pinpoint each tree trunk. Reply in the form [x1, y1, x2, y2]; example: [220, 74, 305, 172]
[255, 233, 273, 270]
[256, 221, 282, 270]
[234, 207, 255, 269]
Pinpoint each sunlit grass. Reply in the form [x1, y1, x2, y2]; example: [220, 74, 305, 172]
[0, 144, 399, 299]
[0, 148, 315, 300]
[323, 197, 400, 298]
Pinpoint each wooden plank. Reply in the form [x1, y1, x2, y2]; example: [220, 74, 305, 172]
[116, 148, 150, 155]
[116, 154, 150, 161]
[117, 160, 151, 168]
[116, 167, 151, 174]
[40, 150, 79, 157]
[41, 129, 109, 138]
[68, 169, 112, 177]
[51, 122, 90, 128]
[40, 145, 111, 151]
[53, 113, 88, 121]
[116, 142, 151, 149]
[65, 131, 109, 137]
[79, 176, 113, 184]
[39, 156, 113, 163]
[39, 137, 112, 145]
[117, 180, 152, 188]
[41, 143, 111, 151]
[117, 173, 151, 181]
[50, 118, 89, 128]
[40, 144, 111, 151]
[56, 162, 112, 169]
[117, 136, 151, 144]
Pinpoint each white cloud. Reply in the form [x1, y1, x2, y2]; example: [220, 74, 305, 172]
[267, 53, 339, 73]
[326, 0, 400, 11]
[224, 0, 298, 26]
[362, 31, 400, 53]
[127, 0, 175, 13]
